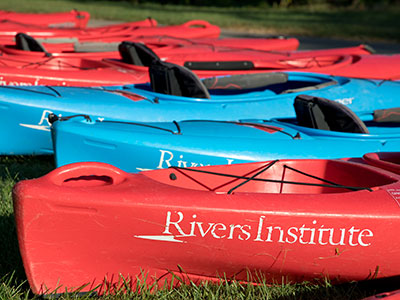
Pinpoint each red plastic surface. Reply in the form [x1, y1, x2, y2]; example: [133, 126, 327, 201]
[0, 19, 222, 44]
[0, 10, 90, 28]
[102, 43, 399, 80]
[0, 35, 302, 59]
[0, 54, 149, 86]
[364, 152, 400, 175]
[13, 160, 400, 295]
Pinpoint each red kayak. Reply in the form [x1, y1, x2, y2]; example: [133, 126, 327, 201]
[0, 33, 301, 60]
[0, 9, 90, 28]
[0, 54, 148, 86]
[0, 35, 373, 86]
[363, 152, 400, 175]
[0, 19, 221, 44]
[104, 42, 400, 80]
[13, 159, 400, 295]
[0, 18, 156, 42]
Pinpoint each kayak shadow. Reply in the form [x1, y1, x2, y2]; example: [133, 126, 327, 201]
[0, 155, 55, 282]
[273, 275, 400, 300]
[0, 214, 26, 281]
[0, 155, 55, 181]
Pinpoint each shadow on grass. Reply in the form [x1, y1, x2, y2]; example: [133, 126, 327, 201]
[0, 155, 55, 282]
[247, 275, 400, 299]
[0, 214, 26, 281]
[0, 155, 55, 181]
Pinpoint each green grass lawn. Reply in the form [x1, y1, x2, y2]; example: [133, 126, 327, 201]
[0, 0, 399, 42]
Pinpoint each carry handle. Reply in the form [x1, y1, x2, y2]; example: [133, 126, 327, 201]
[183, 20, 212, 28]
[48, 162, 128, 186]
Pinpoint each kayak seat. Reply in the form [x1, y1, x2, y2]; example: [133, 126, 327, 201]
[294, 94, 369, 134]
[118, 41, 160, 66]
[149, 60, 210, 99]
[202, 73, 288, 91]
[15, 33, 46, 53]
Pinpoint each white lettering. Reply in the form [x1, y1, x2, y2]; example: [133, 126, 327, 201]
[156, 149, 234, 170]
[211, 223, 226, 239]
[358, 229, 373, 246]
[239, 225, 251, 241]
[334, 97, 354, 105]
[254, 216, 265, 242]
[159, 212, 374, 247]
[328, 228, 346, 246]
[157, 150, 174, 169]
[38, 110, 54, 126]
[163, 211, 188, 236]
[286, 227, 299, 244]
[177, 155, 188, 168]
[318, 226, 330, 245]
[348, 226, 360, 246]
[197, 222, 215, 237]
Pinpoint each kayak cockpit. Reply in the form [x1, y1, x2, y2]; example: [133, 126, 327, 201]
[131, 59, 339, 99]
[142, 159, 396, 194]
[121, 41, 343, 99]
[275, 94, 400, 138]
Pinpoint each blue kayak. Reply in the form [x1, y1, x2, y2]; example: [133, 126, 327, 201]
[51, 95, 400, 172]
[2, 61, 400, 154]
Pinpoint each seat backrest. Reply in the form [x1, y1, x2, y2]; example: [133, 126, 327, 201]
[15, 33, 46, 52]
[149, 60, 210, 99]
[294, 94, 369, 133]
[118, 41, 159, 66]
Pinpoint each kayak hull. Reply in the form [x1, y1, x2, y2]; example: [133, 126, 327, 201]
[0, 72, 399, 154]
[13, 160, 400, 295]
[108, 52, 400, 80]
[0, 55, 148, 86]
[0, 35, 303, 59]
[0, 9, 90, 28]
[103, 41, 398, 80]
[51, 117, 400, 172]
[0, 20, 220, 44]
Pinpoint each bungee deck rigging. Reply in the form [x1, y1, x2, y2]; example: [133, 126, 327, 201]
[169, 161, 373, 194]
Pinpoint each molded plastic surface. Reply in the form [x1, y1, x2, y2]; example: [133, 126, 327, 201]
[0, 71, 398, 154]
[13, 160, 400, 295]
[363, 152, 400, 175]
[0, 9, 90, 28]
[52, 117, 400, 172]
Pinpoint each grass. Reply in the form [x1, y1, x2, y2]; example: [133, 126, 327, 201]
[0, 155, 400, 299]
[0, 0, 399, 42]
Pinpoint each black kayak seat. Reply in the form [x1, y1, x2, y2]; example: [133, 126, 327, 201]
[118, 41, 160, 66]
[15, 33, 47, 53]
[202, 72, 288, 91]
[149, 60, 289, 99]
[373, 107, 400, 123]
[294, 94, 369, 134]
[149, 60, 210, 99]
[120, 41, 290, 94]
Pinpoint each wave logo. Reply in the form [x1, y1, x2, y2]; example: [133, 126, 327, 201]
[19, 110, 56, 131]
